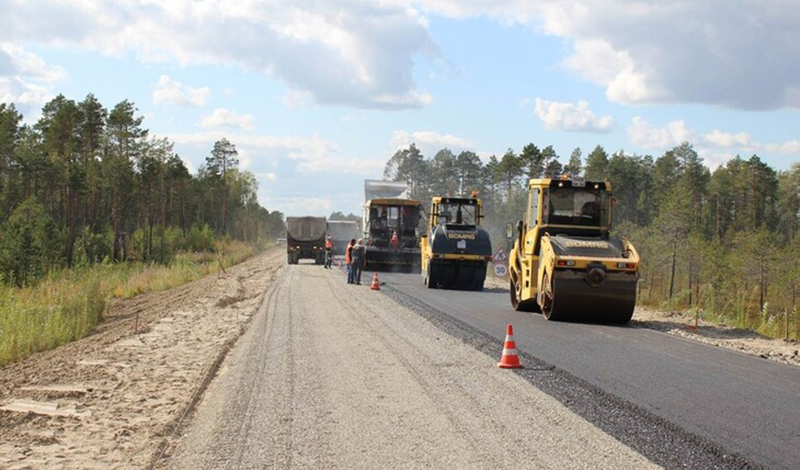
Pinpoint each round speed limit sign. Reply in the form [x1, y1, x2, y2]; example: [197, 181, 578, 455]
[493, 263, 508, 278]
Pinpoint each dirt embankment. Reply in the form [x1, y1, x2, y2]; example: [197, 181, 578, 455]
[0, 248, 284, 470]
[484, 275, 799, 367]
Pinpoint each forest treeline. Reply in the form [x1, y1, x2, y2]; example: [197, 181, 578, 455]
[0, 97, 285, 287]
[384, 142, 800, 338]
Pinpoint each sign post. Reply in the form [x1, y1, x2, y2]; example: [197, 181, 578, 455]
[492, 247, 509, 278]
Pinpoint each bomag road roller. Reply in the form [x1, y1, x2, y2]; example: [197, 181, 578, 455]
[421, 194, 492, 290]
[508, 176, 640, 323]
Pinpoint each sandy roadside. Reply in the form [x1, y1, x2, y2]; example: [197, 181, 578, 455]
[167, 264, 659, 470]
[484, 275, 800, 367]
[0, 248, 284, 470]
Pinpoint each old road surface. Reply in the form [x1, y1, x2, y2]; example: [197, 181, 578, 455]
[167, 264, 800, 470]
[168, 263, 657, 470]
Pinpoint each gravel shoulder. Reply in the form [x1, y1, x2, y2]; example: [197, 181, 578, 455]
[484, 275, 799, 367]
[167, 264, 659, 470]
[0, 248, 284, 470]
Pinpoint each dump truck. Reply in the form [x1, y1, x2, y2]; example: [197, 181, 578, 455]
[421, 194, 492, 290]
[327, 220, 358, 256]
[509, 176, 640, 323]
[363, 180, 423, 272]
[286, 216, 327, 265]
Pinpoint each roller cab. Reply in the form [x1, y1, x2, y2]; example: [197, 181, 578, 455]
[421, 194, 492, 290]
[509, 177, 640, 323]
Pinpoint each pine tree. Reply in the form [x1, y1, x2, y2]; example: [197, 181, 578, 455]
[564, 147, 582, 176]
[584, 145, 609, 180]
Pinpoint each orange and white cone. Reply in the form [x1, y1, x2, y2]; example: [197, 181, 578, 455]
[370, 272, 381, 290]
[497, 324, 523, 369]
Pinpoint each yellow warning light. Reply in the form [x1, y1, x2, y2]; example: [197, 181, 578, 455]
[560, 174, 569, 180]
[471, 190, 478, 197]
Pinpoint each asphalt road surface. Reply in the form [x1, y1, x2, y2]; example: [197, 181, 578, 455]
[168, 264, 659, 469]
[378, 270, 800, 470]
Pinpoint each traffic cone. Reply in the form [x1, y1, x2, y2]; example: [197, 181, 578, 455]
[370, 272, 381, 291]
[497, 324, 523, 369]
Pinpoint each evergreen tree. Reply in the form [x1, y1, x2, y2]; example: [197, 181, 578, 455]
[584, 145, 609, 180]
[564, 147, 582, 176]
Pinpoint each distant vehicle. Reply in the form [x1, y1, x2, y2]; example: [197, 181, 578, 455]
[421, 193, 492, 290]
[327, 220, 358, 256]
[363, 180, 422, 272]
[286, 216, 326, 265]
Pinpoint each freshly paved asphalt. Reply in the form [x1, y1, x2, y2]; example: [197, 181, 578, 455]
[379, 271, 800, 470]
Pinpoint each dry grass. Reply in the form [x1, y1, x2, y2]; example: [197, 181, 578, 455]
[0, 241, 256, 367]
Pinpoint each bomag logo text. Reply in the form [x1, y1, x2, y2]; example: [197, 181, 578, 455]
[448, 233, 476, 240]
[565, 241, 608, 249]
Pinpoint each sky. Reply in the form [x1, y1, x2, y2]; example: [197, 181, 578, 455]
[1, 0, 799, 216]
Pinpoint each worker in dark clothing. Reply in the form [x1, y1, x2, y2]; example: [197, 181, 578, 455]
[324, 236, 334, 269]
[351, 238, 366, 285]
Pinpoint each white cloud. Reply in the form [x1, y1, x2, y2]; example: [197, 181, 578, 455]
[200, 108, 255, 130]
[0, 42, 65, 110]
[168, 131, 378, 175]
[260, 196, 335, 215]
[1, 1, 437, 110]
[152, 75, 209, 107]
[627, 116, 692, 149]
[627, 116, 800, 167]
[409, 1, 800, 110]
[533, 98, 613, 132]
[702, 130, 753, 149]
[391, 130, 476, 151]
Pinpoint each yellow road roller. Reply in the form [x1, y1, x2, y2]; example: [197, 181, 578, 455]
[421, 194, 492, 290]
[508, 176, 640, 323]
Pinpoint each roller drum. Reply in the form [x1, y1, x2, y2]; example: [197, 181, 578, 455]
[544, 270, 637, 323]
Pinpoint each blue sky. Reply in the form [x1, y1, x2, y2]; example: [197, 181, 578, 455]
[1, 1, 799, 216]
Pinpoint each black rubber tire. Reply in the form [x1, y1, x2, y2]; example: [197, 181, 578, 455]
[541, 272, 562, 321]
[456, 266, 473, 290]
[472, 264, 486, 291]
[510, 276, 537, 312]
[424, 265, 435, 289]
[442, 265, 456, 289]
[606, 303, 635, 324]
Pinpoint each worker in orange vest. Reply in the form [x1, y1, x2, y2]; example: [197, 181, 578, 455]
[324, 236, 334, 269]
[345, 238, 356, 283]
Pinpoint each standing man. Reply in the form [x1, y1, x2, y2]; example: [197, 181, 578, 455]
[345, 238, 356, 284]
[324, 236, 334, 269]
[351, 238, 366, 285]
